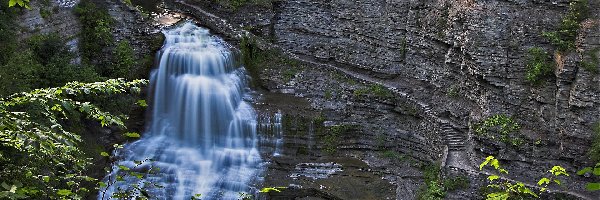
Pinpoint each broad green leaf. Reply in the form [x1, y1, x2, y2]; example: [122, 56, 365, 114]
[537, 178, 550, 186]
[594, 167, 600, 176]
[8, 0, 17, 7]
[486, 192, 509, 200]
[57, 189, 72, 196]
[585, 182, 600, 191]
[100, 152, 110, 157]
[42, 176, 50, 182]
[1, 182, 10, 190]
[553, 179, 561, 185]
[577, 167, 592, 175]
[98, 181, 107, 188]
[67, 181, 75, 186]
[488, 175, 500, 182]
[136, 100, 147, 107]
[118, 165, 130, 171]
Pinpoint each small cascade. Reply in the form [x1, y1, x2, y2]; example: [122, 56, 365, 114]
[257, 110, 284, 157]
[101, 22, 261, 200]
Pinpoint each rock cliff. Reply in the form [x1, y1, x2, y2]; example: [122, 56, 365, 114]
[166, 0, 600, 199]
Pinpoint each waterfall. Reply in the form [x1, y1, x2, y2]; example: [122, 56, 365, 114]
[100, 22, 261, 200]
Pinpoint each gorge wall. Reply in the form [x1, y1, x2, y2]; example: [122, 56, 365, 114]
[11, 0, 600, 198]
[167, 0, 600, 199]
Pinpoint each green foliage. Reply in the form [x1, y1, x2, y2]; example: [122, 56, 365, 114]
[111, 40, 136, 78]
[537, 166, 569, 192]
[322, 125, 351, 154]
[444, 176, 470, 191]
[589, 121, 600, 162]
[39, 8, 51, 19]
[353, 83, 394, 99]
[542, 0, 589, 51]
[577, 162, 600, 191]
[0, 2, 18, 66]
[259, 186, 286, 193]
[0, 50, 44, 96]
[479, 156, 538, 200]
[417, 163, 469, 200]
[473, 114, 525, 146]
[240, 36, 303, 87]
[7, 0, 30, 9]
[479, 156, 569, 200]
[75, 0, 114, 67]
[0, 33, 101, 96]
[525, 47, 553, 85]
[0, 79, 147, 199]
[240, 36, 263, 86]
[580, 48, 599, 73]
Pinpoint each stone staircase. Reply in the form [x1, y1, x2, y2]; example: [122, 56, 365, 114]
[442, 123, 467, 152]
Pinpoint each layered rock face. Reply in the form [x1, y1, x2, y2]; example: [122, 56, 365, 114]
[168, 0, 600, 198]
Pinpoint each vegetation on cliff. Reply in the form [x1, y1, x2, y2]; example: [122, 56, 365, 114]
[0, 79, 148, 199]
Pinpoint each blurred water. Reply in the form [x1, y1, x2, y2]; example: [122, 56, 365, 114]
[100, 22, 261, 200]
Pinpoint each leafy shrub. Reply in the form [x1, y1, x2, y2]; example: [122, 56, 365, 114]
[473, 114, 525, 146]
[0, 32, 102, 97]
[479, 156, 569, 200]
[111, 40, 136, 78]
[0, 2, 18, 66]
[75, 0, 114, 67]
[577, 162, 600, 191]
[416, 163, 469, 200]
[525, 47, 553, 85]
[0, 50, 43, 96]
[542, 0, 589, 51]
[0, 79, 148, 199]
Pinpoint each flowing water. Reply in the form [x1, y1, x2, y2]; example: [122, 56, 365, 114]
[100, 22, 262, 200]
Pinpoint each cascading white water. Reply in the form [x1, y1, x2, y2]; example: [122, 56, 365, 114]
[100, 22, 261, 200]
